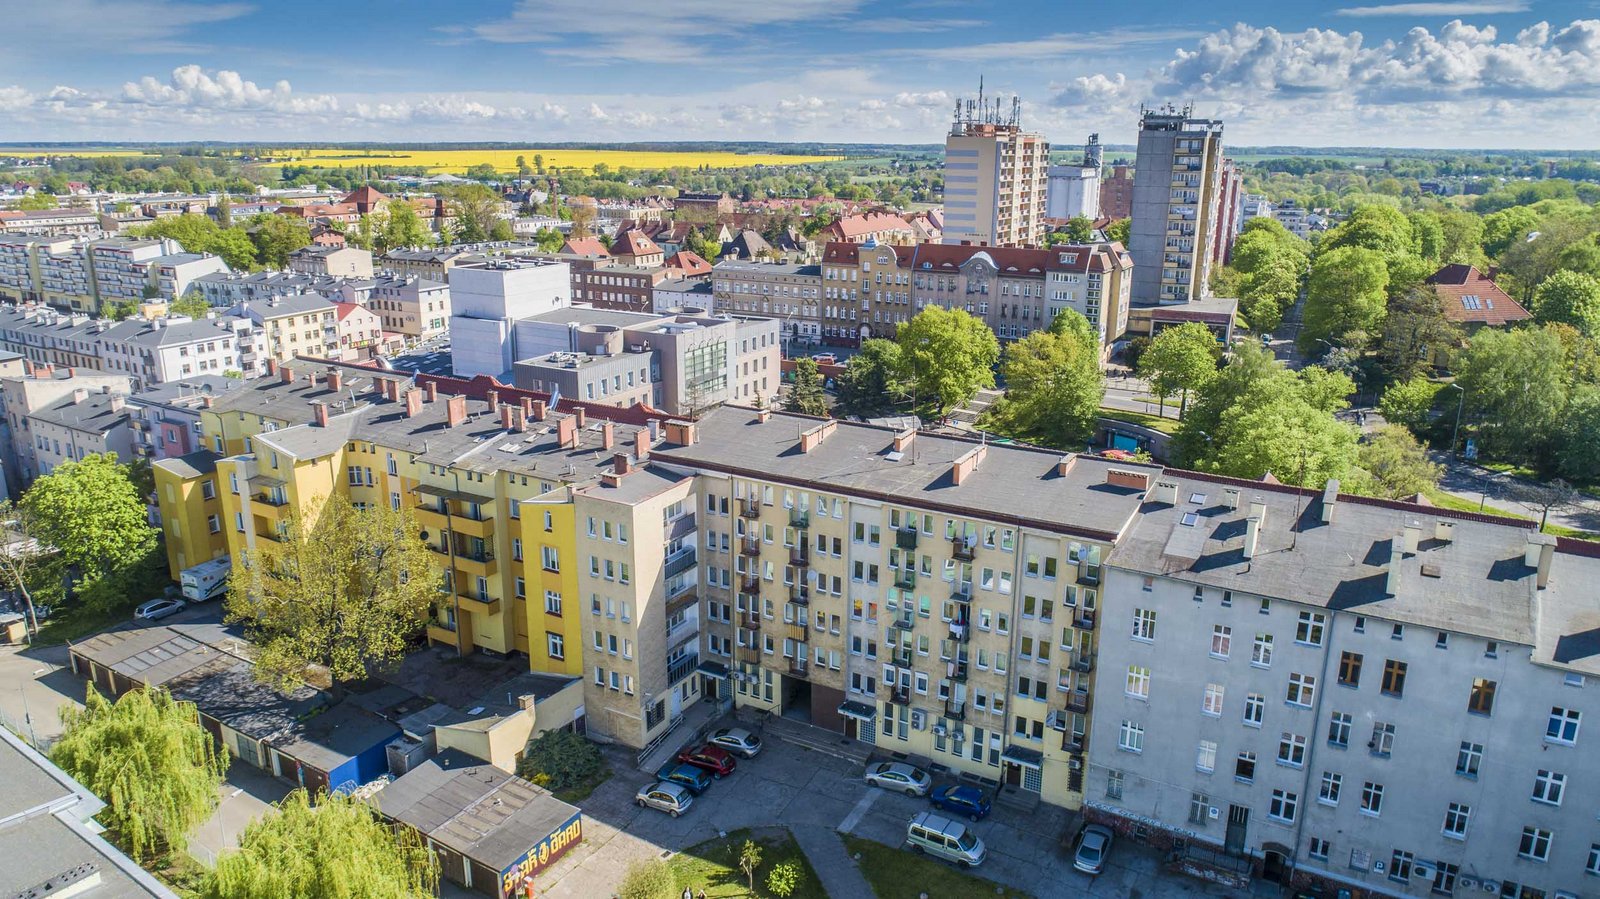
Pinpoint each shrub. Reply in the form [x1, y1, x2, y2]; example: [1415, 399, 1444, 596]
[617, 859, 674, 899]
[515, 728, 602, 792]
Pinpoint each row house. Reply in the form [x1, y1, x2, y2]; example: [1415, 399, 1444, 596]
[709, 260, 824, 349]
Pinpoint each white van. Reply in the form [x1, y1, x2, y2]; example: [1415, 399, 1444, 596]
[906, 811, 986, 868]
[180, 556, 232, 602]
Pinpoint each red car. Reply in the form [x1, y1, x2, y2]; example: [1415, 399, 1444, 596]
[675, 743, 737, 778]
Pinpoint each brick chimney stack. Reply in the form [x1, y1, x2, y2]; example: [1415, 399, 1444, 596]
[445, 394, 467, 427]
[424, 380, 438, 403]
[486, 390, 499, 413]
[313, 402, 329, 427]
[326, 368, 342, 392]
[601, 421, 614, 450]
[404, 388, 423, 418]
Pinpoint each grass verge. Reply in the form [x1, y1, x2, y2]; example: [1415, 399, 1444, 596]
[1422, 489, 1598, 540]
[843, 834, 1035, 899]
[552, 765, 612, 804]
[1098, 408, 1180, 435]
[30, 602, 126, 646]
[669, 828, 827, 899]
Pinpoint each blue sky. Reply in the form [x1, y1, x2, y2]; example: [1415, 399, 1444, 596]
[3, 0, 1599, 148]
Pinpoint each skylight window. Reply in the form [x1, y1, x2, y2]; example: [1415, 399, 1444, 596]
[1180, 512, 1199, 527]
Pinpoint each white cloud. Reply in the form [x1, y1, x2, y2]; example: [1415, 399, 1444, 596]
[4, 0, 252, 55]
[1334, 2, 1529, 17]
[885, 28, 1205, 63]
[121, 65, 338, 114]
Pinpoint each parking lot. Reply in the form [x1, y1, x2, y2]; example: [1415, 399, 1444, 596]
[533, 717, 1250, 899]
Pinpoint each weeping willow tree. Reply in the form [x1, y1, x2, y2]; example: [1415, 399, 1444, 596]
[52, 685, 227, 862]
[203, 789, 438, 899]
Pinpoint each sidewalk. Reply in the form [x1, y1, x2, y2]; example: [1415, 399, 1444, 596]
[793, 824, 874, 899]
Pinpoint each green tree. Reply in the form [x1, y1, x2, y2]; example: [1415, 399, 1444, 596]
[767, 859, 805, 898]
[1238, 254, 1302, 332]
[687, 228, 723, 262]
[0, 501, 50, 635]
[1104, 218, 1130, 245]
[227, 497, 437, 690]
[135, 212, 220, 254]
[894, 306, 999, 418]
[1482, 205, 1542, 257]
[170, 291, 213, 319]
[739, 839, 764, 894]
[834, 338, 904, 417]
[987, 311, 1103, 447]
[533, 227, 565, 253]
[1060, 216, 1092, 243]
[1435, 207, 1488, 266]
[515, 728, 604, 792]
[569, 205, 597, 240]
[1320, 205, 1416, 259]
[22, 453, 154, 586]
[203, 789, 438, 899]
[1302, 246, 1390, 350]
[1455, 326, 1570, 466]
[17, 192, 57, 210]
[1532, 270, 1600, 336]
[1555, 385, 1600, 483]
[246, 213, 312, 268]
[1377, 285, 1461, 380]
[380, 203, 432, 253]
[785, 358, 829, 416]
[1359, 424, 1441, 498]
[489, 219, 515, 242]
[1379, 377, 1443, 434]
[53, 686, 226, 862]
[445, 184, 504, 244]
[617, 859, 673, 899]
[1138, 322, 1218, 418]
[206, 227, 260, 271]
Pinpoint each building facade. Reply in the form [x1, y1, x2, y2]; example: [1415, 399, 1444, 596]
[942, 95, 1050, 248]
[1129, 107, 1228, 306]
[710, 260, 824, 349]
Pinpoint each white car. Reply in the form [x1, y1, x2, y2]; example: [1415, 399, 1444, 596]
[635, 781, 694, 817]
[1072, 824, 1114, 875]
[864, 761, 932, 796]
[706, 727, 763, 758]
[134, 598, 186, 621]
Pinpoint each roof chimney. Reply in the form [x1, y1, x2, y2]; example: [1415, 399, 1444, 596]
[306, 370, 318, 390]
[486, 389, 499, 413]
[951, 444, 986, 485]
[280, 364, 294, 384]
[1243, 514, 1261, 559]
[313, 401, 329, 427]
[612, 452, 632, 476]
[530, 399, 547, 421]
[1223, 488, 1240, 510]
[574, 407, 586, 429]
[404, 388, 423, 418]
[201, 395, 214, 408]
[557, 416, 577, 449]
[1525, 532, 1557, 589]
[892, 428, 915, 454]
[500, 404, 515, 430]
[326, 368, 342, 392]
[1402, 521, 1421, 554]
[265, 358, 278, 377]
[1385, 534, 1404, 596]
[601, 420, 614, 450]
[1151, 479, 1179, 505]
[520, 396, 534, 418]
[664, 420, 697, 446]
[424, 380, 438, 403]
[1320, 479, 1340, 523]
[445, 394, 467, 427]
[1434, 520, 1455, 543]
[1105, 467, 1149, 490]
[1248, 497, 1268, 527]
[71, 387, 89, 403]
[799, 419, 837, 454]
[757, 407, 772, 423]
[634, 427, 650, 461]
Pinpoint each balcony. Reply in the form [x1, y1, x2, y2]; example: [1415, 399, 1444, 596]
[739, 573, 761, 594]
[1074, 608, 1097, 630]
[739, 535, 760, 557]
[891, 647, 914, 669]
[788, 658, 809, 678]
[893, 568, 917, 590]
[739, 608, 762, 630]
[950, 583, 972, 605]
[739, 498, 760, 519]
[1077, 568, 1101, 587]
[785, 621, 808, 644]
[948, 620, 971, 644]
[454, 550, 497, 579]
[667, 654, 699, 685]
[950, 537, 975, 562]
[944, 698, 967, 720]
[788, 545, 810, 567]
[1071, 651, 1096, 673]
[426, 621, 458, 645]
[895, 528, 918, 551]
[789, 509, 809, 529]
[1066, 692, 1092, 714]
[788, 584, 809, 605]
[890, 613, 915, 634]
[736, 644, 762, 665]
[664, 548, 697, 579]
[1061, 732, 1084, 753]
[949, 659, 969, 682]
[456, 592, 501, 617]
[888, 686, 912, 706]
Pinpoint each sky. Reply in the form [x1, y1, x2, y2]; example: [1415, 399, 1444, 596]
[2, 0, 1599, 150]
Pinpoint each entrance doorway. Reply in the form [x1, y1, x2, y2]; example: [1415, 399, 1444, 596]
[1262, 843, 1293, 884]
[1004, 763, 1023, 787]
[782, 675, 812, 723]
[1225, 804, 1249, 855]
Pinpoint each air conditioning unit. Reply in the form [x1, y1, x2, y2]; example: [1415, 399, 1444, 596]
[911, 710, 926, 730]
[1412, 862, 1436, 881]
[1068, 758, 1083, 770]
[1208, 806, 1220, 820]
[1459, 877, 1478, 890]
[931, 724, 948, 736]
[1480, 883, 1499, 894]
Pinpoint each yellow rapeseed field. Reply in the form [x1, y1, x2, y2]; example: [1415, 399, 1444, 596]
[261, 147, 840, 174]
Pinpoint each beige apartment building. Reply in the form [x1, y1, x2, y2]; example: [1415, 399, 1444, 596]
[942, 94, 1050, 248]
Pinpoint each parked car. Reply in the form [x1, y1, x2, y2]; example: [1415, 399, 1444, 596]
[675, 743, 737, 778]
[654, 762, 713, 795]
[864, 761, 932, 796]
[1260, 333, 1274, 346]
[635, 781, 694, 817]
[1072, 824, 1114, 875]
[928, 784, 991, 821]
[706, 727, 762, 758]
[906, 811, 986, 868]
[134, 598, 186, 621]
[811, 353, 837, 365]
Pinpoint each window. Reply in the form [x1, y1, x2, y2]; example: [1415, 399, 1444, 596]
[1547, 706, 1581, 744]
[1455, 741, 1482, 778]
[1202, 683, 1224, 716]
[546, 633, 565, 659]
[1278, 732, 1306, 767]
[1359, 782, 1384, 816]
[1105, 770, 1124, 800]
[1328, 711, 1351, 748]
[1380, 659, 1407, 696]
[1131, 608, 1156, 641]
[1308, 837, 1330, 862]
[1337, 651, 1362, 687]
[1125, 665, 1150, 699]
[1243, 692, 1264, 727]
[1318, 771, 1342, 805]
[1210, 625, 1232, 659]
[1369, 722, 1394, 757]
[1252, 633, 1273, 667]
[1442, 803, 1470, 840]
[1188, 792, 1211, 824]
[1235, 751, 1256, 783]
[1532, 769, 1566, 806]
[1389, 850, 1414, 884]
[1286, 673, 1315, 707]
[1118, 720, 1144, 753]
[1586, 843, 1600, 876]
[1196, 740, 1217, 772]
[1518, 826, 1551, 862]
[1268, 789, 1298, 824]
[1295, 611, 1326, 646]
[545, 591, 563, 615]
[541, 546, 560, 572]
[1467, 677, 1496, 715]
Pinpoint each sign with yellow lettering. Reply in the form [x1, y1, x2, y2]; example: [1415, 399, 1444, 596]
[498, 812, 583, 899]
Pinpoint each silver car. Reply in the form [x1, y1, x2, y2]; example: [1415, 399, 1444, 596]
[635, 780, 693, 817]
[707, 727, 763, 758]
[1072, 824, 1114, 874]
[134, 598, 186, 621]
[864, 761, 932, 796]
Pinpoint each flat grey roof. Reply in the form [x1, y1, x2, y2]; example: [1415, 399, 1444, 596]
[69, 621, 255, 689]
[653, 407, 1145, 541]
[268, 702, 397, 774]
[1534, 545, 1600, 675]
[519, 305, 667, 328]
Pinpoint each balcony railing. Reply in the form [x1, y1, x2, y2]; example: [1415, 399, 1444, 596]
[890, 613, 915, 634]
[1067, 692, 1092, 714]
[894, 568, 917, 589]
[789, 584, 809, 605]
[789, 509, 809, 529]
[949, 660, 969, 682]
[888, 687, 912, 706]
[1071, 652, 1096, 673]
[736, 644, 762, 665]
[740, 573, 761, 593]
[896, 528, 918, 550]
[1062, 732, 1084, 753]
[1074, 609, 1097, 630]
[739, 535, 760, 556]
[667, 654, 699, 685]
[950, 536, 976, 561]
[788, 658, 809, 678]
[789, 545, 810, 567]
[948, 620, 970, 644]
[740, 609, 762, 629]
[739, 498, 760, 519]
[944, 698, 967, 720]
[951, 583, 972, 604]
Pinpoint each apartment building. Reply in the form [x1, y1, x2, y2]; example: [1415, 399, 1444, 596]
[942, 93, 1050, 248]
[331, 302, 389, 361]
[0, 305, 247, 389]
[820, 213, 918, 246]
[1100, 166, 1135, 222]
[27, 386, 135, 475]
[710, 260, 823, 349]
[225, 293, 338, 370]
[125, 376, 242, 463]
[820, 241, 1132, 354]
[0, 207, 104, 235]
[382, 247, 485, 282]
[0, 367, 129, 490]
[357, 274, 450, 342]
[287, 245, 374, 278]
[0, 235, 226, 314]
[1129, 107, 1228, 306]
[1086, 473, 1600, 899]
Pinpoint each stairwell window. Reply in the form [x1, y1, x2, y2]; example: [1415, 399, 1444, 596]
[1131, 608, 1156, 642]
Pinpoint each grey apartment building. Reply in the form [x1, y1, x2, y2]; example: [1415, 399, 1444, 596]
[1086, 472, 1600, 899]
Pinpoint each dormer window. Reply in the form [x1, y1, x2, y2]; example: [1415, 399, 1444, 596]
[1059, 253, 1078, 264]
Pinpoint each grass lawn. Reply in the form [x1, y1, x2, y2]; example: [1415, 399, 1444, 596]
[1423, 489, 1598, 540]
[669, 828, 827, 899]
[1098, 407, 1180, 435]
[552, 765, 612, 804]
[30, 601, 127, 646]
[843, 835, 1035, 899]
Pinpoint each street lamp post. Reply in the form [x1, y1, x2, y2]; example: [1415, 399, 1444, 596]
[1445, 383, 1465, 457]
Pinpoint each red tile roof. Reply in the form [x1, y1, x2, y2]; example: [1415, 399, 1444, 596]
[664, 251, 712, 276]
[825, 212, 914, 240]
[610, 230, 660, 257]
[1424, 264, 1531, 327]
[561, 237, 610, 257]
[342, 186, 388, 207]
